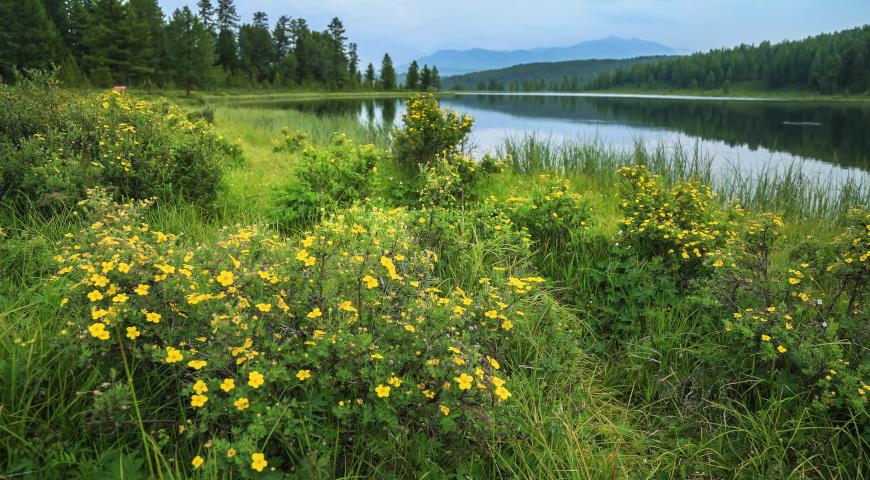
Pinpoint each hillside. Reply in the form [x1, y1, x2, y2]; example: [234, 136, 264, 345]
[585, 25, 870, 94]
[403, 36, 678, 76]
[442, 56, 669, 91]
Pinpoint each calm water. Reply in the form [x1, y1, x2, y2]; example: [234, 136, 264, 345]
[234, 93, 870, 183]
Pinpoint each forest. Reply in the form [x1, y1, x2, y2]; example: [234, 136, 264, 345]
[586, 25, 870, 94]
[442, 56, 665, 92]
[0, 0, 400, 92]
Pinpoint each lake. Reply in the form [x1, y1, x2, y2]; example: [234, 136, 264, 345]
[232, 92, 870, 185]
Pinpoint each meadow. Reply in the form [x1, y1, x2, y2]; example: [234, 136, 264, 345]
[0, 75, 867, 479]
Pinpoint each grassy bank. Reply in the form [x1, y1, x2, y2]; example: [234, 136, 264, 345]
[1, 84, 867, 478]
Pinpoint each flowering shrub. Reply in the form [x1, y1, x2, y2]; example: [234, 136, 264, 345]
[711, 210, 868, 415]
[392, 94, 474, 169]
[616, 165, 725, 280]
[52, 190, 544, 476]
[271, 128, 310, 153]
[501, 175, 593, 249]
[0, 72, 240, 210]
[272, 133, 387, 229]
[418, 153, 482, 208]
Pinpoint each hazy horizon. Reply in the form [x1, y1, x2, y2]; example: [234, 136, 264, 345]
[159, 1, 870, 68]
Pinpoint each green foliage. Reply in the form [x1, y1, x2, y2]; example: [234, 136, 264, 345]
[271, 133, 386, 229]
[616, 164, 724, 281]
[270, 127, 310, 153]
[0, 72, 238, 211]
[392, 94, 474, 168]
[500, 176, 593, 249]
[51, 190, 538, 477]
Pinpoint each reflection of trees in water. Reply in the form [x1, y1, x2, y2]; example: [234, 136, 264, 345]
[379, 99, 398, 127]
[445, 95, 870, 170]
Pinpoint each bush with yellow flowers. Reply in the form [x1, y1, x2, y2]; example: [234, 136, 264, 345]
[392, 94, 474, 169]
[271, 127, 310, 153]
[710, 210, 868, 416]
[500, 175, 593, 249]
[52, 189, 542, 476]
[272, 133, 387, 229]
[616, 165, 724, 280]
[0, 71, 240, 211]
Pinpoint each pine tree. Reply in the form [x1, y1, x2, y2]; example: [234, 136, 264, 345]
[420, 64, 431, 90]
[347, 42, 360, 81]
[128, 0, 166, 85]
[82, 0, 137, 86]
[238, 12, 274, 83]
[0, 0, 59, 80]
[379, 53, 396, 90]
[197, 0, 215, 33]
[364, 62, 375, 89]
[431, 65, 441, 90]
[273, 15, 292, 61]
[405, 60, 419, 90]
[215, 0, 239, 31]
[165, 6, 213, 96]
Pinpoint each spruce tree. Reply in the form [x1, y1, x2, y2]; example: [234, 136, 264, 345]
[405, 60, 419, 90]
[197, 0, 215, 33]
[431, 65, 441, 90]
[379, 53, 396, 90]
[165, 6, 213, 96]
[420, 64, 431, 90]
[364, 62, 375, 89]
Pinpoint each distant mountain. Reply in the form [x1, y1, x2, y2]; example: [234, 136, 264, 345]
[401, 37, 679, 76]
[442, 56, 670, 91]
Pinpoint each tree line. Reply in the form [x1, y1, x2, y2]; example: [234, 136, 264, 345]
[585, 25, 870, 94]
[0, 0, 403, 93]
[402, 60, 441, 91]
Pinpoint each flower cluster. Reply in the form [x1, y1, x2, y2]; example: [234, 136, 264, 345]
[500, 175, 593, 248]
[616, 165, 724, 278]
[52, 190, 541, 475]
[392, 94, 474, 168]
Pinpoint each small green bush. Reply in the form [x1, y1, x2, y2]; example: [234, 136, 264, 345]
[0, 71, 239, 211]
[271, 127, 310, 153]
[392, 94, 474, 169]
[271, 133, 387, 229]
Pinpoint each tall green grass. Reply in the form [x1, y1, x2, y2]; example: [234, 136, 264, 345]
[500, 134, 869, 221]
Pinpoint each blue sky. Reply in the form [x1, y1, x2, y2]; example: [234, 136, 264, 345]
[159, 0, 870, 67]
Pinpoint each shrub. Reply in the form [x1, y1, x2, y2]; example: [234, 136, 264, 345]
[271, 133, 387, 229]
[392, 94, 473, 169]
[712, 210, 868, 416]
[616, 165, 725, 282]
[53, 190, 544, 476]
[500, 175, 593, 249]
[0, 71, 239, 211]
[271, 127, 310, 153]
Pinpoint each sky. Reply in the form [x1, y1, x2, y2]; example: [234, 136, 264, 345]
[159, 0, 870, 68]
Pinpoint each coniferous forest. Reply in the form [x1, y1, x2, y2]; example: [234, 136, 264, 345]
[586, 25, 870, 94]
[0, 0, 399, 92]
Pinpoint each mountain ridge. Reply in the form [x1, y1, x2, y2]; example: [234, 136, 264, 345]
[400, 36, 680, 76]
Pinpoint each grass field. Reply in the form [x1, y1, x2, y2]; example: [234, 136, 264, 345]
[1, 86, 867, 479]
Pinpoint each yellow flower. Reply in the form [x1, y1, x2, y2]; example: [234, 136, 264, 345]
[251, 453, 268, 472]
[215, 270, 234, 287]
[761, 334, 771, 342]
[404, 325, 416, 333]
[712, 259, 724, 267]
[370, 353, 384, 360]
[255, 303, 272, 313]
[296, 369, 312, 381]
[339, 300, 357, 313]
[785, 322, 793, 330]
[88, 322, 110, 341]
[495, 386, 512, 401]
[484, 310, 498, 319]
[248, 370, 264, 389]
[91, 274, 109, 287]
[234, 397, 249, 410]
[501, 319, 513, 330]
[375, 384, 391, 398]
[87, 290, 104, 302]
[220, 378, 235, 392]
[111, 294, 128, 304]
[188, 360, 207, 370]
[134, 284, 150, 296]
[454, 373, 474, 390]
[777, 345, 787, 353]
[165, 347, 184, 363]
[190, 394, 208, 407]
[193, 380, 208, 394]
[91, 308, 109, 320]
[362, 275, 379, 289]
[307, 307, 322, 319]
[126, 326, 140, 340]
[766, 306, 776, 313]
[439, 405, 450, 416]
[788, 277, 801, 285]
[191, 455, 204, 469]
[227, 448, 236, 458]
[487, 356, 500, 370]
[387, 376, 402, 387]
[145, 311, 161, 323]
